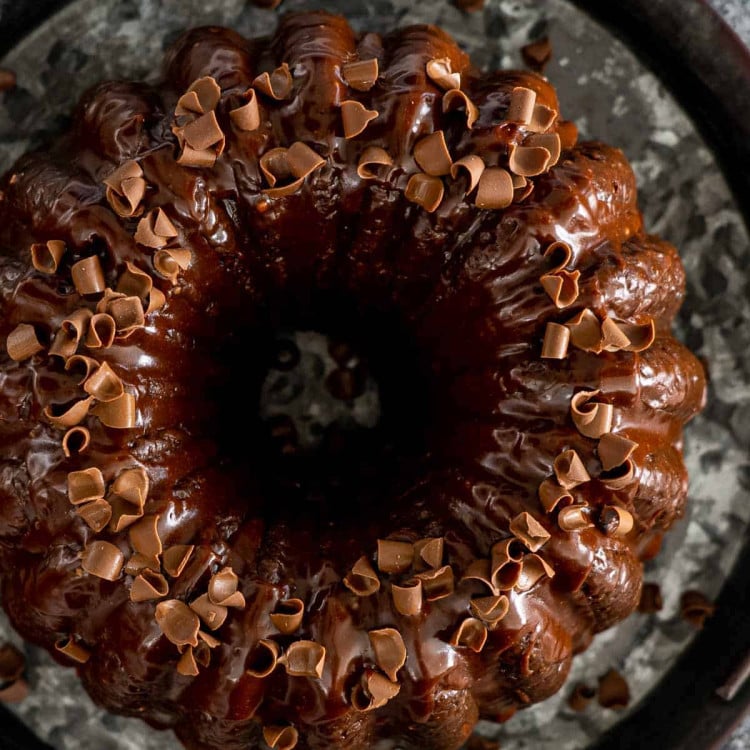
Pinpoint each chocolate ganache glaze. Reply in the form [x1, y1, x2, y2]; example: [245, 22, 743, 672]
[0, 11, 706, 750]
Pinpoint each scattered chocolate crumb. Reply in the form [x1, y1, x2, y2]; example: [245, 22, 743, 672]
[680, 589, 715, 628]
[568, 682, 596, 711]
[453, 0, 485, 12]
[521, 37, 552, 73]
[597, 668, 630, 709]
[0, 68, 16, 93]
[466, 735, 500, 750]
[638, 582, 663, 613]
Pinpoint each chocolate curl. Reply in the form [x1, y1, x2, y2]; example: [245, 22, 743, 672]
[442, 89, 479, 129]
[124, 553, 160, 576]
[270, 598, 305, 635]
[104, 161, 146, 218]
[279, 640, 326, 679]
[108, 499, 145, 533]
[182, 111, 225, 153]
[30, 239, 66, 274]
[568, 683, 596, 712]
[351, 670, 400, 712]
[190, 593, 228, 631]
[134, 208, 178, 249]
[544, 240, 574, 273]
[76, 499, 112, 533]
[357, 147, 393, 180]
[506, 86, 536, 124]
[416, 565, 454, 601]
[65, 354, 99, 384]
[470, 595, 509, 627]
[83, 361, 124, 402]
[460, 559, 495, 594]
[509, 144, 551, 177]
[91, 391, 136, 428]
[342, 59, 379, 92]
[600, 460, 636, 490]
[343, 555, 381, 596]
[117, 261, 153, 301]
[597, 669, 630, 710]
[105, 295, 145, 336]
[198, 630, 221, 650]
[369, 628, 406, 682]
[55, 637, 90, 664]
[175, 76, 221, 116]
[377, 539, 414, 574]
[176, 646, 199, 677]
[246, 639, 280, 678]
[81, 540, 125, 581]
[84, 313, 116, 349]
[44, 397, 93, 429]
[565, 309, 603, 353]
[557, 504, 593, 532]
[341, 100, 379, 139]
[154, 248, 191, 283]
[263, 725, 299, 750]
[570, 390, 614, 439]
[413, 131, 453, 177]
[600, 317, 631, 352]
[475, 168, 514, 209]
[598, 433, 638, 471]
[638, 583, 664, 614]
[541, 322, 570, 360]
[405, 173, 444, 213]
[163, 545, 194, 578]
[253, 63, 293, 100]
[530, 103, 558, 132]
[208, 567, 246, 609]
[680, 590, 715, 628]
[449, 618, 487, 653]
[265, 178, 305, 199]
[413, 537, 444, 571]
[525, 132, 561, 166]
[490, 539, 523, 591]
[129, 514, 162, 558]
[71, 256, 106, 295]
[597, 506, 634, 538]
[63, 426, 91, 457]
[553, 449, 591, 489]
[602, 317, 656, 353]
[450, 155, 485, 195]
[287, 142, 326, 179]
[541, 270, 580, 308]
[49, 308, 93, 359]
[509, 511, 551, 552]
[391, 580, 423, 616]
[131, 569, 169, 602]
[6, 323, 44, 361]
[516, 553, 555, 591]
[112, 466, 149, 506]
[156, 600, 201, 648]
[426, 58, 460, 90]
[538, 478, 573, 513]
[68, 467, 105, 505]
[512, 173, 534, 203]
[229, 89, 261, 131]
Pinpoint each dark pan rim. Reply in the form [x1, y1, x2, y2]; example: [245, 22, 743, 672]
[1, 1, 749, 749]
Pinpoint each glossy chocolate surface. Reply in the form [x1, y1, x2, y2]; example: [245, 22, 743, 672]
[0, 11, 705, 750]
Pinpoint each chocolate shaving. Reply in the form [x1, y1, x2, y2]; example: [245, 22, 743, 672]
[343, 555, 381, 596]
[156, 600, 200, 648]
[246, 639, 280, 678]
[182, 111, 224, 152]
[84, 313, 116, 349]
[530, 103, 558, 132]
[175, 76, 221, 116]
[490, 539, 525, 591]
[65, 354, 99, 384]
[124, 552, 160, 576]
[198, 630, 220, 650]
[541, 322, 570, 359]
[265, 178, 305, 199]
[460, 559, 495, 593]
[63, 426, 91, 457]
[557, 504, 594, 532]
[508, 144, 551, 177]
[108, 498, 145, 532]
[263, 725, 299, 750]
[129, 514, 162, 559]
[570, 390, 614, 439]
[638, 583, 663, 614]
[54, 637, 90, 664]
[598, 433, 638, 471]
[415, 565, 454, 601]
[475, 167, 514, 209]
[553, 449, 591, 489]
[600, 460, 636, 489]
[600, 317, 632, 352]
[131, 569, 169, 602]
[525, 132, 561, 166]
[544, 240, 574, 273]
[106, 295, 145, 335]
[413, 537, 444, 570]
[506, 86, 537, 124]
[49, 308, 93, 359]
[44, 397, 93, 429]
[442, 89, 479, 129]
[357, 146, 393, 180]
[516, 553, 555, 591]
[253, 64, 293, 100]
[450, 155, 485, 195]
[68, 467, 105, 505]
[341, 100, 379, 139]
[208, 567, 245, 609]
[134, 208, 178, 249]
[71, 256, 106, 295]
[405, 173, 444, 213]
[342, 59, 379, 92]
[377, 539, 414, 574]
[426, 58, 461, 90]
[190, 593, 228, 631]
[568, 682, 596, 712]
[522, 37, 553, 73]
[6, 323, 44, 361]
[76, 499, 112, 533]
[414, 131, 453, 177]
[83, 361, 124, 402]
[450, 618, 487, 653]
[538, 478, 573, 513]
[91, 392, 136, 428]
[287, 142, 326, 179]
[280, 640, 326, 679]
[680, 590, 715, 628]
[230, 89, 261, 132]
[154, 248, 191, 283]
[470, 595, 509, 627]
[369, 628, 406, 681]
[163, 545, 194, 578]
[597, 506, 634, 537]
[540, 270, 580, 308]
[31, 239, 66, 274]
[117, 261, 153, 301]
[565, 309, 603, 353]
[177, 646, 199, 677]
[509, 512, 551, 552]
[104, 161, 146, 218]
[598, 669, 630, 710]
[351, 670, 400, 712]
[602, 317, 656, 353]
[112, 466, 149, 506]
[176, 144, 218, 169]
[81, 540, 125, 581]
[270, 598, 305, 635]
[391, 580, 423, 616]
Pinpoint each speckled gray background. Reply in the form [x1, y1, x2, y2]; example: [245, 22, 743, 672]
[0, 1, 749, 749]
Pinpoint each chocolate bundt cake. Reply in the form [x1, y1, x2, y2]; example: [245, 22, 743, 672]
[0, 11, 706, 750]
